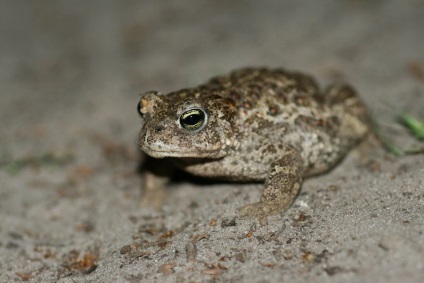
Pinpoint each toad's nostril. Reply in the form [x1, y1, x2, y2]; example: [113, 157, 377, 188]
[154, 125, 164, 133]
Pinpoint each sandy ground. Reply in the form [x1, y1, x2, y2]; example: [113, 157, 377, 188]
[1, 1, 424, 282]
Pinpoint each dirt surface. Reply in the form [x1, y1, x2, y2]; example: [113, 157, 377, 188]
[1, 1, 424, 282]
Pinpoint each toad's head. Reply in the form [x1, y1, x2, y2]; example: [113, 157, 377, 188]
[138, 89, 239, 159]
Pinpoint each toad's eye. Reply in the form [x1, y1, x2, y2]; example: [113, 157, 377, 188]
[179, 108, 207, 131]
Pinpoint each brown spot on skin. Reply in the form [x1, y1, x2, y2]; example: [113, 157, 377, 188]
[326, 84, 357, 105]
[267, 105, 281, 116]
[277, 93, 288, 104]
[294, 115, 312, 126]
[264, 144, 277, 155]
[230, 90, 241, 100]
[226, 99, 235, 108]
[316, 119, 325, 127]
[294, 96, 311, 107]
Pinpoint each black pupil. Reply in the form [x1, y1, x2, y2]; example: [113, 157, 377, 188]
[184, 114, 201, 125]
[180, 109, 206, 131]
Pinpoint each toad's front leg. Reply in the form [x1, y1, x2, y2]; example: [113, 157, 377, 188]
[238, 146, 304, 223]
[140, 156, 174, 210]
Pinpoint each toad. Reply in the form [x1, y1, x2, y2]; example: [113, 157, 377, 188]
[138, 68, 370, 221]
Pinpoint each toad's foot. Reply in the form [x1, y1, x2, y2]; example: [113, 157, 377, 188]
[238, 201, 286, 224]
[238, 146, 303, 223]
[140, 171, 168, 210]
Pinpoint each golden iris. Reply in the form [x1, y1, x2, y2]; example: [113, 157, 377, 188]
[180, 109, 206, 131]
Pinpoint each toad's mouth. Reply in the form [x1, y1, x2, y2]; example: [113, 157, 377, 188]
[146, 149, 219, 158]
[138, 130, 225, 159]
[141, 145, 222, 159]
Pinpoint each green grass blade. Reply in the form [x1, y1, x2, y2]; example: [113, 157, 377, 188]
[398, 112, 424, 140]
